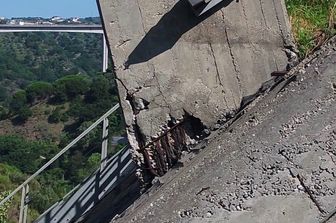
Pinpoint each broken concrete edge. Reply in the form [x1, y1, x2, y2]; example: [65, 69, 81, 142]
[141, 35, 336, 188]
[96, 0, 299, 181]
[227, 35, 336, 131]
[271, 0, 299, 70]
[112, 65, 220, 179]
[120, 60, 299, 182]
[110, 35, 336, 223]
[95, 0, 148, 181]
[286, 35, 336, 78]
[276, 0, 297, 49]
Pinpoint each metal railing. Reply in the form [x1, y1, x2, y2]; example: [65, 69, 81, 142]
[0, 103, 120, 223]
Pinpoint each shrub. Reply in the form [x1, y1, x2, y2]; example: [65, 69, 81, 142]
[0, 106, 9, 120]
[0, 135, 57, 173]
[0, 86, 7, 102]
[16, 106, 32, 122]
[53, 75, 89, 101]
[48, 107, 62, 123]
[26, 81, 54, 103]
[9, 91, 27, 112]
[0, 191, 11, 223]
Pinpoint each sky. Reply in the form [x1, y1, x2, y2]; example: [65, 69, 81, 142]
[0, 0, 99, 18]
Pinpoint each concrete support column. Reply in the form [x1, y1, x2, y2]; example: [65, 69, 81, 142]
[98, 0, 295, 176]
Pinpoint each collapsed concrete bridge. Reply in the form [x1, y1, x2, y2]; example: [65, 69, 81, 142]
[97, 3, 336, 221]
[1, 1, 335, 222]
[106, 37, 336, 223]
[97, 0, 296, 177]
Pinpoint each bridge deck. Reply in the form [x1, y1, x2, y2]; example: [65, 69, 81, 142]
[0, 24, 103, 33]
[98, 0, 295, 176]
[106, 36, 336, 223]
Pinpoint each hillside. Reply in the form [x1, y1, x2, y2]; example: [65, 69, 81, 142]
[0, 18, 126, 222]
[0, 31, 103, 106]
[0, 103, 69, 142]
[0, 73, 126, 222]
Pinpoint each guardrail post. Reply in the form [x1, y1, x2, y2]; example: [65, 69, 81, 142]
[100, 117, 109, 170]
[102, 34, 108, 72]
[19, 184, 29, 223]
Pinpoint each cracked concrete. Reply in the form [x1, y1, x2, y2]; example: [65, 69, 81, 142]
[97, 0, 295, 175]
[106, 37, 336, 222]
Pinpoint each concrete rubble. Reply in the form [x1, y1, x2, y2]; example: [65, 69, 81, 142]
[107, 36, 336, 223]
[97, 0, 296, 176]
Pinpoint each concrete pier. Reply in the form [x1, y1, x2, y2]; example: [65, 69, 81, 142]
[97, 0, 295, 175]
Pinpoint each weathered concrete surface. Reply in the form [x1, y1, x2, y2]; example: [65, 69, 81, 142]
[108, 38, 336, 222]
[97, 0, 295, 174]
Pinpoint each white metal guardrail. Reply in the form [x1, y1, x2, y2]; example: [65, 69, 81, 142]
[0, 104, 121, 223]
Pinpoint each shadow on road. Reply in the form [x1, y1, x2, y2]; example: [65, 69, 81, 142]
[124, 0, 235, 68]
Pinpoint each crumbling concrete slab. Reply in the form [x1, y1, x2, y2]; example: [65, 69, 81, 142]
[106, 37, 336, 223]
[188, 196, 320, 223]
[97, 0, 295, 175]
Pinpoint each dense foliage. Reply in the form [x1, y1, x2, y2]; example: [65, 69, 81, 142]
[0, 21, 125, 221]
[0, 72, 125, 220]
[0, 135, 57, 173]
[0, 32, 103, 107]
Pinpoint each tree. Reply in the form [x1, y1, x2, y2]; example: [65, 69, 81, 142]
[0, 163, 24, 191]
[9, 91, 27, 112]
[0, 86, 7, 102]
[0, 135, 57, 173]
[53, 75, 89, 101]
[85, 75, 110, 102]
[48, 107, 62, 123]
[26, 81, 54, 103]
[0, 106, 9, 120]
[16, 106, 32, 122]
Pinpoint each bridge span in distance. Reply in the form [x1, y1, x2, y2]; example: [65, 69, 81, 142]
[0, 24, 108, 72]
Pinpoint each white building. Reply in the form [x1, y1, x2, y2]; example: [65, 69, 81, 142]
[51, 16, 64, 23]
[19, 21, 35, 25]
[42, 21, 54, 25]
[71, 17, 80, 23]
[9, 20, 17, 25]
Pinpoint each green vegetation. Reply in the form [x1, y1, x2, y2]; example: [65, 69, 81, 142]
[53, 75, 89, 102]
[0, 23, 125, 222]
[286, 0, 336, 57]
[0, 73, 125, 221]
[0, 135, 57, 174]
[0, 32, 103, 107]
[9, 91, 27, 112]
[0, 191, 11, 223]
[26, 81, 54, 103]
[16, 106, 33, 123]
